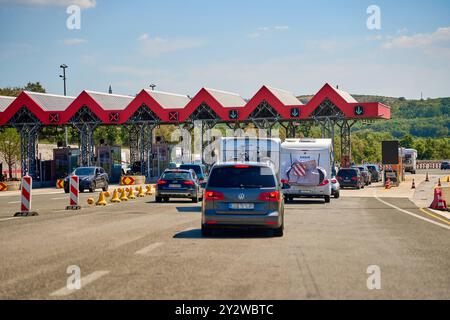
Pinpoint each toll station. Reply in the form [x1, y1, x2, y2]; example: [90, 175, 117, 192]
[0, 83, 391, 184]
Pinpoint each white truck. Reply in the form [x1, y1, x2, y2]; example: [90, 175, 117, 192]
[401, 148, 418, 174]
[280, 139, 333, 203]
[217, 137, 333, 203]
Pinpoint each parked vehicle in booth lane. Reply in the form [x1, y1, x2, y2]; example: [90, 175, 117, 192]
[441, 161, 450, 170]
[64, 167, 109, 193]
[365, 164, 382, 182]
[353, 166, 372, 186]
[179, 163, 208, 186]
[331, 176, 340, 198]
[280, 139, 333, 203]
[337, 168, 364, 189]
[201, 163, 285, 237]
[156, 169, 202, 203]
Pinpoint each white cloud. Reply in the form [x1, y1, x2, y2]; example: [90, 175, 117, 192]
[0, 0, 96, 8]
[137, 33, 203, 57]
[382, 26, 450, 57]
[247, 26, 290, 38]
[63, 38, 86, 45]
[274, 26, 290, 31]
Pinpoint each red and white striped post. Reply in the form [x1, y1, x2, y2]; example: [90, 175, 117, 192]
[14, 175, 38, 217]
[66, 175, 81, 210]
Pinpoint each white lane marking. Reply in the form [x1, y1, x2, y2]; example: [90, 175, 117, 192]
[135, 242, 164, 255]
[7, 201, 20, 204]
[50, 270, 110, 297]
[374, 194, 450, 231]
[0, 217, 20, 222]
[427, 207, 450, 220]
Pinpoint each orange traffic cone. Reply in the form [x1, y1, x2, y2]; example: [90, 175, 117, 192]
[96, 192, 107, 206]
[120, 188, 128, 201]
[411, 179, 416, 189]
[145, 185, 153, 195]
[110, 189, 121, 203]
[128, 187, 136, 200]
[136, 186, 146, 197]
[429, 188, 447, 211]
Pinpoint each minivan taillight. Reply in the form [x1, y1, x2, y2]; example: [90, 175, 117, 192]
[157, 180, 167, 185]
[258, 191, 280, 202]
[319, 179, 329, 186]
[204, 190, 224, 201]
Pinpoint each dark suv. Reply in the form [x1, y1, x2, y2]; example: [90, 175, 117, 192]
[337, 168, 364, 189]
[201, 163, 285, 237]
[353, 166, 372, 186]
[441, 161, 450, 170]
[64, 167, 109, 193]
[156, 169, 202, 203]
[179, 163, 208, 185]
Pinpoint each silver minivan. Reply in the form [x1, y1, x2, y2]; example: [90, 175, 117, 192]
[201, 162, 285, 237]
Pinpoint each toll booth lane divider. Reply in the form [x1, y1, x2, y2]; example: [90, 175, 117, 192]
[14, 175, 38, 217]
[66, 175, 81, 211]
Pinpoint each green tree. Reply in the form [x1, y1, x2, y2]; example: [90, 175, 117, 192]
[0, 128, 21, 179]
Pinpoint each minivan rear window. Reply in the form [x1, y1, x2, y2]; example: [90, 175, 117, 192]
[162, 172, 191, 180]
[208, 166, 276, 188]
[338, 169, 358, 177]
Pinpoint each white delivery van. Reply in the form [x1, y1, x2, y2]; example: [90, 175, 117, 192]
[281, 139, 333, 203]
[218, 137, 281, 174]
[402, 148, 418, 174]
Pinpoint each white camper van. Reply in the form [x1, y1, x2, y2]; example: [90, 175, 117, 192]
[280, 139, 333, 203]
[402, 148, 418, 174]
[218, 137, 281, 173]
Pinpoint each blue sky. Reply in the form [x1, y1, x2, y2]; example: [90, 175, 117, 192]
[0, 0, 449, 99]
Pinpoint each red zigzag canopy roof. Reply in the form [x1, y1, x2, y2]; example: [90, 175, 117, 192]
[0, 83, 390, 126]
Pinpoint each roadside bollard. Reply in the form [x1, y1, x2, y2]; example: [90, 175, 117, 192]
[128, 187, 136, 200]
[110, 189, 121, 203]
[66, 175, 81, 210]
[120, 188, 128, 201]
[137, 186, 146, 197]
[96, 191, 107, 206]
[14, 175, 38, 217]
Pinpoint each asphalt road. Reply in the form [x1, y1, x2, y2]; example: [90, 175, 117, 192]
[0, 186, 449, 299]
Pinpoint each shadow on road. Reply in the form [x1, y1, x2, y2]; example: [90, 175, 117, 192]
[173, 228, 273, 239]
[285, 199, 325, 205]
[176, 206, 201, 213]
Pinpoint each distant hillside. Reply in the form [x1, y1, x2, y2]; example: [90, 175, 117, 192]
[297, 94, 450, 139]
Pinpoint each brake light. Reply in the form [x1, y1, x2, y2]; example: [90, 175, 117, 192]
[157, 180, 167, 185]
[183, 180, 195, 185]
[281, 179, 288, 184]
[351, 177, 358, 181]
[205, 190, 224, 201]
[319, 179, 329, 186]
[258, 191, 280, 202]
[234, 165, 250, 168]
[331, 179, 337, 184]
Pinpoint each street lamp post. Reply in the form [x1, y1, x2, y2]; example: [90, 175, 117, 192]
[60, 64, 68, 146]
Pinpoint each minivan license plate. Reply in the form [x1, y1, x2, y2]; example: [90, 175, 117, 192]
[229, 203, 254, 210]
[169, 184, 181, 188]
